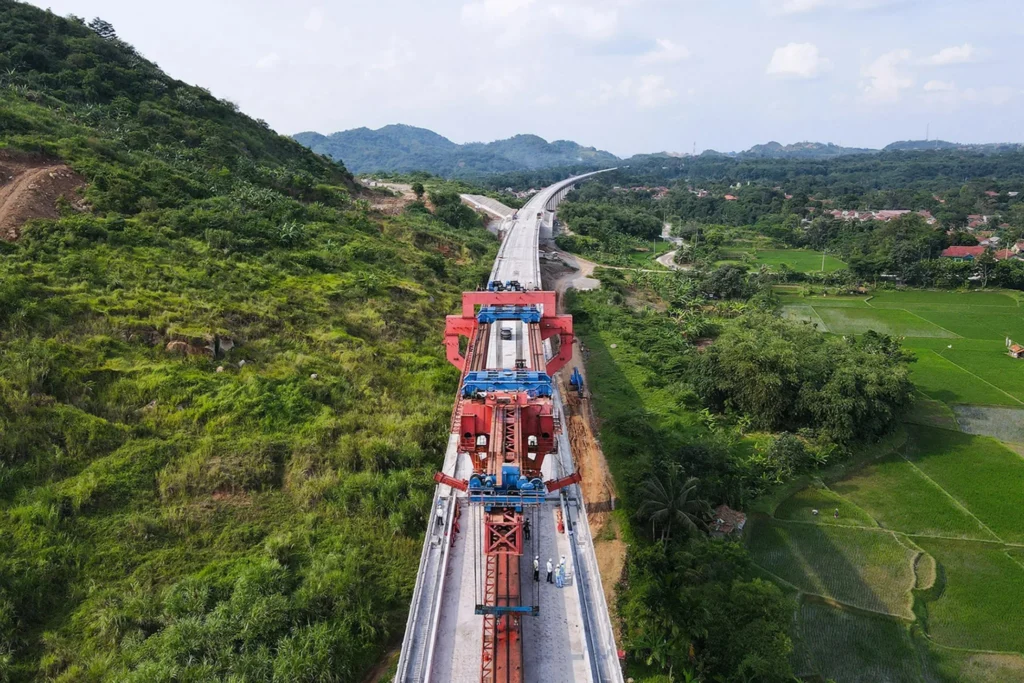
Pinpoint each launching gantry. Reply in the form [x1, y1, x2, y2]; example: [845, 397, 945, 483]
[433, 286, 581, 683]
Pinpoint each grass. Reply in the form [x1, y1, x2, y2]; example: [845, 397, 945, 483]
[794, 602, 938, 683]
[868, 290, 1020, 307]
[813, 306, 957, 337]
[830, 455, 999, 541]
[747, 518, 918, 618]
[929, 650, 1024, 683]
[915, 538, 1024, 653]
[954, 405, 1024, 444]
[751, 282, 1024, 672]
[0, 7, 502, 676]
[904, 426, 1024, 544]
[774, 484, 877, 527]
[751, 423, 1024, 675]
[780, 290, 1024, 407]
[717, 248, 847, 273]
[908, 350, 1021, 407]
[905, 394, 961, 431]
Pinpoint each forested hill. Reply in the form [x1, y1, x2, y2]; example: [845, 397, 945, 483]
[294, 124, 620, 176]
[0, 1, 496, 680]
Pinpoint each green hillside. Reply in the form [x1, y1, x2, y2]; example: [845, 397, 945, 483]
[0, 2, 494, 680]
[293, 124, 620, 177]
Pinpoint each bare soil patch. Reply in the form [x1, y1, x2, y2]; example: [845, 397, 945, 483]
[0, 151, 85, 241]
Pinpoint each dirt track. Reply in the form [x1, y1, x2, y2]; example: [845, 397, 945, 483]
[0, 154, 84, 240]
[544, 258, 626, 637]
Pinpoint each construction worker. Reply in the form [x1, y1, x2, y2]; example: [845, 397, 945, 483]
[435, 501, 444, 527]
[523, 518, 531, 540]
[556, 555, 567, 587]
[533, 556, 540, 582]
[546, 558, 554, 584]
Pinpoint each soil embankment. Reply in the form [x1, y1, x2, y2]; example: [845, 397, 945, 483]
[0, 152, 85, 241]
[544, 258, 626, 636]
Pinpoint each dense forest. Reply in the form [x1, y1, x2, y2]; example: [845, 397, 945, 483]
[0, 2, 495, 680]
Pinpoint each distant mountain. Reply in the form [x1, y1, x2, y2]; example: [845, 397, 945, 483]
[293, 125, 620, 177]
[692, 141, 876, 160]
[740, 141, 875, 159]
[884, 140, 1024, 153]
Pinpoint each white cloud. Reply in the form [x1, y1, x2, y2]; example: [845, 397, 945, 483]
[362, 37, 415, 77]
[923, 79, 954, 92]
[766, 43, 831, 79]
[591, 74, 675, 109]
[919, 43, 975, 66]
[304, 7, 325, 32]
[478, 69, 526, 101]
[548, 4, 618, 40]
[461, 0, 535, 22]
[860, 49, 913, 103]
[637, 39, 690, 65]
[765, 0, 905, 14]
[636, 75, 675, 108]
[461, 0, 618, 44]
[255, 52, 281, 69]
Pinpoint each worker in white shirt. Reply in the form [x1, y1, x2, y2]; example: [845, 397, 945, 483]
[546, 558, 554, 584]
[533, 556, 540, 582]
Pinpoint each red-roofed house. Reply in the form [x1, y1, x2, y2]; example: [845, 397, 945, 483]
[985, 190, 1000, 198]
[710, 505, 747, 538]
[1013, 240, 1024, 254]
[723, 194, 738, 201]
[941, 246, 986, 261]
[1010, 344, 1024, 360]
[941, 246, 1017, 261]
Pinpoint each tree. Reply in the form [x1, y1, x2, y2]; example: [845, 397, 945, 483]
[411, 181, 425, 200]
[87, 17, 117, 40]
[977, 248, 997, 288]
[635, 475, 708, 542]
[694, 313, 914, 442]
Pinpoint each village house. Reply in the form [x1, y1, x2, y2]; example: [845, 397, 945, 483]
[940, 246, 1018, 262]
[829, 209, 937, 225]
[710, 505, 747, 538]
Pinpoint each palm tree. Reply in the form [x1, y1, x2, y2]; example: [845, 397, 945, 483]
[635, 475, 708, 542]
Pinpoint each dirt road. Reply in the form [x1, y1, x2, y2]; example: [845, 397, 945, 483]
[0, 157, 84, 241]
[544, 256, 627, 638]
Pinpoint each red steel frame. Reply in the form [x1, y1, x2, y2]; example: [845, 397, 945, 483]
[440, 290, 578, 683]
[444, 291, 574, 376]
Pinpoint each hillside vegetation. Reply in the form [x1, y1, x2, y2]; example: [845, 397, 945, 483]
[293, 124, 620, 177]
[0, 2, 495, 680]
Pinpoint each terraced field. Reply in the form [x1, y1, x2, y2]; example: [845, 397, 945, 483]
[750, 425, 1024, 682]
[748, 518, 919, 619]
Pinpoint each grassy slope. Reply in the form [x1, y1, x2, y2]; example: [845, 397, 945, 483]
[0, 3, 495, 679]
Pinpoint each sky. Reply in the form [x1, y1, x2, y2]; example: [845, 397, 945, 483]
[25, 0, 1024, 157]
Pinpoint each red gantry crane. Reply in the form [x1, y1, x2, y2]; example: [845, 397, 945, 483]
[434, 284, 581, 683]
